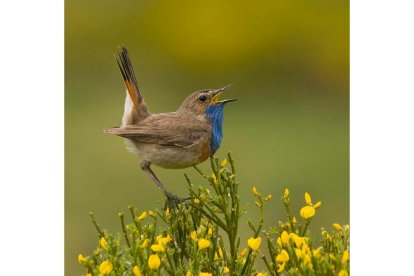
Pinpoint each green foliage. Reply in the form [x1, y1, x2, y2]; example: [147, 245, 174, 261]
[78, 153, 349, 276]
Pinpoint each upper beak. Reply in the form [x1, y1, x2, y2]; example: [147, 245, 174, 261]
[210, 84, 237, 104]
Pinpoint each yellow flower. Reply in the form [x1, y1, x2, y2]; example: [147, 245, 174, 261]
[220, 159, 227, 167]
[338, 270, 348, 276]
[277, 261, 286, 272]
[281, 231, 289, 245]
[137, 211, 147, 221]
[198, 238, 211, 250]
[292, 217, 297, 224]
[247, 237, 262, 251]
[165, 208, 170, 217]
[294, 248, 302, 259]
[252, 186, 260, 196]
[210, 172, 217, 184]
[283, 188, 289, 198]
[199, 272, 212, 276]
[158, 235, 172, 245]
[190, 231, 197, 240]
[151, 244, 165, 252]
[208, 227, 213, 237]
[133, 265, 141, 276]
[148, 254, 161, 270]
[342, 250, 349, 263]
[149, 210, 155, 217]
[276, 249, 289, 263]
[313, 201, 322, 208]
[264, 194, 272, 201]
[313, 247, 322, 258]
[333, 223, 343, 231]
[186, 271, 192, 276]
[304, 192, 312, 205]
[99, 260, 113, 274]
[257, 273, 268, 276]
[300, 206, 316, 219]
[240, 247, 248, 257]
[218, 247, 223, 258]
[78, 254, 86, 264]
[223, 266, 230, 273]
[140, 239, 149, 249]
[100, 237, 108, 250]
[194, 198, 201, 204]
[277, 237, 282, 248]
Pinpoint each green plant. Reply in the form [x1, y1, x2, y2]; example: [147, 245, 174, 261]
[78, 153, 349, 276]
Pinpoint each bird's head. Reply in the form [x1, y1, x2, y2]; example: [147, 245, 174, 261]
[177, 85, 237, 115]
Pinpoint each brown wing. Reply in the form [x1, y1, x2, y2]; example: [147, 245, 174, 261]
[104, 113, 209, 148]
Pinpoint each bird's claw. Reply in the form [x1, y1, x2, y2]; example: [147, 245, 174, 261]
[164, 192, 192, 210]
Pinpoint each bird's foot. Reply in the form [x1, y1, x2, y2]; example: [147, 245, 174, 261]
[164, 192, 192, 210]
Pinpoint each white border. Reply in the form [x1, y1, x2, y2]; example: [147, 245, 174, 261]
[0, 0, 63, 275]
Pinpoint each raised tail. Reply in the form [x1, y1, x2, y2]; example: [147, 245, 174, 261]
[116, 46, 150, 126]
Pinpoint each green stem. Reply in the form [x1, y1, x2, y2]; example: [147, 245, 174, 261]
[89, 212, 104, 237]
[119, 212, 131, 248]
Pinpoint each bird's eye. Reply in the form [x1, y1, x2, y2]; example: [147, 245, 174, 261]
[198, 95, 207, 102]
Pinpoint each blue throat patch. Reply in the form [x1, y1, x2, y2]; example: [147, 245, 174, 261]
[205, 104, 225, 154]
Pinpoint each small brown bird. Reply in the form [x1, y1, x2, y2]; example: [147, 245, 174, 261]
[105, 46, 236, 207]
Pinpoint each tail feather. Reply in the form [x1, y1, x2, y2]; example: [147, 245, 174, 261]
[115, 46, 150, 126]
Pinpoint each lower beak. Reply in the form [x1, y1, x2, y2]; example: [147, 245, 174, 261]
[211, 84, 237, 104]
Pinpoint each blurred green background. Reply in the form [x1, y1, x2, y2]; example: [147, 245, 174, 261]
[65, 0, 349, 275]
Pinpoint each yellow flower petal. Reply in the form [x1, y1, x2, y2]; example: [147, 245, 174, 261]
[199, 272, 212, 276]
[99, 260, 113, 274]
[208, 227, 213, 237]
[256, 273, 268, 276]
[137, 211, 147, 221]
[300, 206, 316, 219]
[283, 188, 289, 198]
[252, 186, 260, 196]
[133, 265, 141, 276]
[313, 201, 322, 208]
[186, 271, 192, 276]
[149, 210, 155, 217]
[140, 239, 149, 249]
[277, 261, 286, 272]
[190, 231, 197, 240]
[210, 172, 217, 184]
[338, 270, 348, 276]
[281, 231, 289, 245]
[220, 159, 227, 167]
[223, 266, 230, 273]
[247, 237, 261, 251]
[100, 237, 108, 250]
[342, 250, 349, 263]
[78, 254, 86, 264]
[304, 192, 312, 205]
[151, 244, 165, 253]
[240, 247, 248, 257]
[294, 248, 302, 259]
[276, 249, 289, 263]
[158, 235, 172, 245]
[333, 223, 343, 231]
[198, 238, 211, 250]
[148, 254, 161, 270]
[194, 198, 201, 204]
[264, 194, 272, 201]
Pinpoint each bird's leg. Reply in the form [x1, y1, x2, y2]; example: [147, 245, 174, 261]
[140, 160, 191, 209]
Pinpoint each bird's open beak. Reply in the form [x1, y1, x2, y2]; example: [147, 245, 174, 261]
[210, 84, 237, 104]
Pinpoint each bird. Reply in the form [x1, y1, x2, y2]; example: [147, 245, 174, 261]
[104, 46, 236, 207]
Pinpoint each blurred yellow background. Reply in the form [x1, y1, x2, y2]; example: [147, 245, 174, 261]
[65, 0, 349, 275]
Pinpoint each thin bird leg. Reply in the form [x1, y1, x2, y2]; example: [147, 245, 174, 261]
[140, 160, 191, 209]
